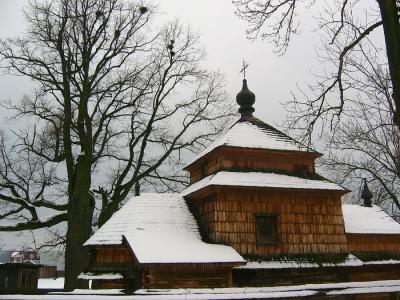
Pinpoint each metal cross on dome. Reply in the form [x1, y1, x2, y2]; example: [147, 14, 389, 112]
[239, 59, 249, 79]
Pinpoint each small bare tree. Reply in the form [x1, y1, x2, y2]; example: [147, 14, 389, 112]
[321, 102, 400, 218]
[0, 0, 234, 289]
[319, 44, 400, 216]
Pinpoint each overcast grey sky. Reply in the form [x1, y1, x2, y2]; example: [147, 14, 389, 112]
[0, 0, 327, 249]
[0, 0, 328, 249]
[0, 0, 322, 126]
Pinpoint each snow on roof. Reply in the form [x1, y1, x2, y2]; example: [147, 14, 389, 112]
[236, 254, 363, 270]
[124, 229, 243, 264]
[182, 171, 345, 196]
[186, 118, 314, 167]
[135, 280, 400, 299]
[78, 273, 123, 280]
[342, 204, 400, 234]
[84, 193, 244, 264]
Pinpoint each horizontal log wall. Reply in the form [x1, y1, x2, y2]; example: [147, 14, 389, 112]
[94, 245, 134, 264]
[233, 263, 400, 287]
[142, 262, 240, 272]
[92, 279, 128, 289]
[346, 233, 400, 253]
[233, 267, 347, 287]
[142, 265, 232, 289]
[190, 188, 348, 256]
[89, 245, 140, 289]
[188, 148, 318, 183]
[346, 264, 400, 282]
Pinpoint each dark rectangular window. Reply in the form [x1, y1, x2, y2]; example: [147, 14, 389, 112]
[255, 213, 279, 244]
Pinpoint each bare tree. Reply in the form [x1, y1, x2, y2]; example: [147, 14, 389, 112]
[0, 0, 234, 289]
[320, 63, 400, 216]
[0, 131, 67, 229]
[301, 32, 400, 217]
[233, 0, 400, 137]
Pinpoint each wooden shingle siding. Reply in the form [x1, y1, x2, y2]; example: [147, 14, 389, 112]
[189, 188, 348, 256]
[88, 244, 239, 289]
[187, 147, 319, 183]
[347, 233, 400, 252]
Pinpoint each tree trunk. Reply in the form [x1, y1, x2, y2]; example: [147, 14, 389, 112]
[377, 0, 400, 127]
[97, 199, 119, 227]
[64, 154, 94, 290]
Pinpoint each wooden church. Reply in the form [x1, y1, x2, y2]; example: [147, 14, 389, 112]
[82, 80, 400, 290]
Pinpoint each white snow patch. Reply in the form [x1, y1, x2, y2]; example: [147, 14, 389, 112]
[52, 289, 124, 295]
[38, 277, 64, 289]
[236, 254, 363, 269]
[342, 204, 400, 234]
[84, 193, 243, 264]
[85, 193, 199, 246]
[182, 171, 345, 196]
[78, 273, 123, 280]
[137, 280, 400, 296]
[327, 285, 400, 295]
[186, 120, 313, 167]
[1, 291, 318, 299]
[124, 229, 243, 264]
[363, 259, 400, 265]
[5, 280, 400, 299]
[11, 251, 21, 257]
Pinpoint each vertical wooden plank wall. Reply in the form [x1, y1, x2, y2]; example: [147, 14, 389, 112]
[94, 246, 134, 264]
[188, 148, 318, 183]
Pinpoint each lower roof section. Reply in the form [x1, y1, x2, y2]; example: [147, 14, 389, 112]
[84, 193, 244, 265]
[124, 230, 243, 264]
[182, 171, 346, 197]
[342, 204, 400, 234]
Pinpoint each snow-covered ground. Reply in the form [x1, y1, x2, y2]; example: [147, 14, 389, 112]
[37, 278, 64, 289]
[3, 279, 400, 299]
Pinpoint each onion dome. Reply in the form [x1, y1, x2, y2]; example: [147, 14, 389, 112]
[360, 178, 373, 207]
[236, 79, 255, 119]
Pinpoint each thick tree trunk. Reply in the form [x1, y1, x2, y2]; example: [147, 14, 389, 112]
[64, 154, 94, 290]
[97, 199, 119, 227]
[377, 0, 400, 127]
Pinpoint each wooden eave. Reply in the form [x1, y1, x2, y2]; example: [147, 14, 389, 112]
[0, 263, 41, 269]
[139, 261, 246, 268]
[184, 145, 322, 173]
[184, 184, 349, 201]
[346, 232, 400, 237]
[86, 243, 123, 248]
[121, 235, 245, 268]
[122, 235, 141, 267]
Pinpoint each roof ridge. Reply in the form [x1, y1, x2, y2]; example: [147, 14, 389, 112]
[184, 116, 319, 169]
[236, 116, 315, 152]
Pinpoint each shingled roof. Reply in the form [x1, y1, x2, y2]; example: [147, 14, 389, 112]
[342, 204, 400, 234]
[182, 171, 346, 197]
[84, 193, 244, 265]
[186, 117, 317, 168]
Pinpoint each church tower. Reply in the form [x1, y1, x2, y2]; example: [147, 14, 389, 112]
[182, 80, 348, 257]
